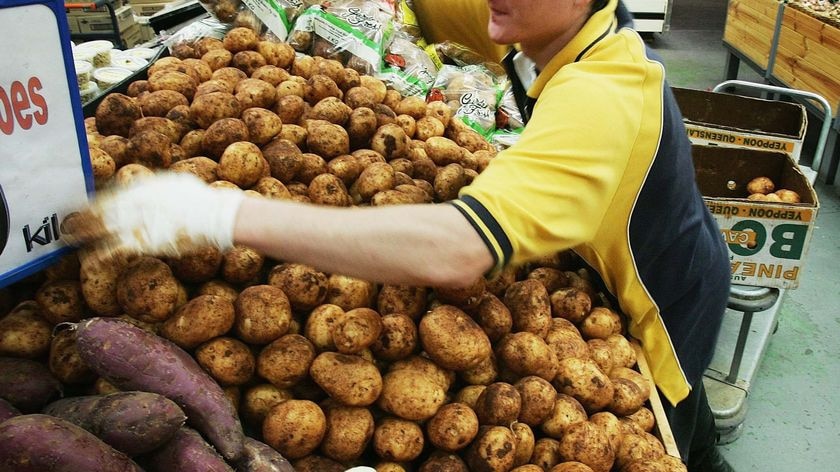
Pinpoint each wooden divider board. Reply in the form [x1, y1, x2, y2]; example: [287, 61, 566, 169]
[632, 341, 682, 459]
[723, 0, 782, 69]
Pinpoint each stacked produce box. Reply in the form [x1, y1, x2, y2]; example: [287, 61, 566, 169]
[1, 2, 685, 471]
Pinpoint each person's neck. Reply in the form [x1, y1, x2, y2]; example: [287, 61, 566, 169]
[521, 14, 590, 70]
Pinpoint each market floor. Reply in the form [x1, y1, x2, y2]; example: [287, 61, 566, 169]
[648, 1, 840, 470]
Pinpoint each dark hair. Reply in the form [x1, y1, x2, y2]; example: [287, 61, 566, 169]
[591, 0, 609, 12]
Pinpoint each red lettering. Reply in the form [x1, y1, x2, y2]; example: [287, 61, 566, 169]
[0, 86, 12, 135]
[28, 77, 48, 125]
[10, 81, 32, 130]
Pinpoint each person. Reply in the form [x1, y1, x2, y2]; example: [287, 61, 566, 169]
[68, 1, 734, 470]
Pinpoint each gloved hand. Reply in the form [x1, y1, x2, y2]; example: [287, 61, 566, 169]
[63, 172, 245, 258]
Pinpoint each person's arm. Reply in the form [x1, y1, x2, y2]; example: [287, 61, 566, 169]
[234, 197, 494, 287]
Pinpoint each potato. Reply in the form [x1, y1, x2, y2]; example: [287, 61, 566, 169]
[540, 392, 587, 439]
[190, 92, 242, 130]
[433, 163, 466, 202]
[196, 79, 234, 98]
[415, 116, 446, 141]
[377, 285, 427, 320]
[615, 432, 665, 470]
[182, 57, 213, 82]
[217, 141, 266, 188]
[166, 104, 198, 138]
[554, 357, 614, 412]
[472, 292, 513, 342]
[126, 80, 149, 97]
[301, 304, 342, 352]
[504, 279, 552, 338]
[424, 136, 462, 166]
[139, 90, 189, 117]
[345, 86, 377, 109]
[95, 93, 141, 137]
[587, 338, 614, 375]
[453, 385, 486, 410]
[391, 356, 455, 390]
[116, 257, 180, 322]
[497, 331, 558, 381]
[330, 307, 383, 355]
[251, 65, 289, 86]
[370, 123, 409, 160]
[580, 307, 623, 340]
[263, 400, 326, 459]
[545, 321, 589, 361]
[46, 328, 92, 387]
[273, 95, 305, 128]
[378, 367, 446, 421]
[261, 138, 303, 183]
[311, 97, 352, 126]
[129, 116, 182, 144]
[267, 263, 328, 311]
[624, 406, 656, 433]
[474, 382, 521, 426]
[374, 417, 425, 462]
[307, 173, 351, 206]
[319, 405, 374, 462]
[177, 129, 205, 158]
[610, 367, 651, 399]
[126, 130, 172, 168]
[239, 107, 282, 146]
[466, 426, 517, 472]
[426, 402, 479, 452]
[276, 79, 306, 100]
[169, 156, 218, 184]
[360, 75, 387, 103]
[35, 279, 84, 324]
[774, 188, 801, 203]
[231, 285, 291, 345]
[511, 422, 536, 467]
[222, 26, 258, 53]
[608, 378, 644, 416]
[307, 122, 350, 159]
[434, 277, 484, 310]
[394, 114, 417, 139]
[232, 50, 267, 76]
[550, 288, 592, 323]
[589, 411, 623, 454]
[393, 96, 426, 120]
[97, 136, 130, 169]
[459, 350, 499, 385]
[256, 334, 315, 389]
[514, 376, 557, 426]
[202, 117, 249, 159]
[241, 383, 292, 427]
[233, 78, 274, 111]
[221, 245, 264, 285]
[149, 71, 197, 100]
[78, 252, 126, 316]
[305, 74, 342, 105]
[160, 295, 235, 349]
[310, 352, 382, 406]
[196, 336, 255, 386]
[202, 48, 234, 71]
[531, 438, 560, 470]
[746, 176, 775, 195]
[335, 67, 361, 92]
[557, 422, 615, 472]
[420, 305, 492, 371]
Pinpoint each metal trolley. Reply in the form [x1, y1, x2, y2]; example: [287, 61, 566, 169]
[701, 80, 832, 444]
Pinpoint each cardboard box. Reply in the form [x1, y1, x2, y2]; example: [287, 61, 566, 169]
[723, 0, 783, 70]
[674, 87, 808, 163]
[120, 23, 144, 48]
[693, 145, 819, 289]
[66, 14, 82, 35]
[130, 2, 172, 16]
[75, 5, 136, 34]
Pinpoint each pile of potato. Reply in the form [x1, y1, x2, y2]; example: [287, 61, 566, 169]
[745, 176, 801, 203]
[0, 25, 687, 472]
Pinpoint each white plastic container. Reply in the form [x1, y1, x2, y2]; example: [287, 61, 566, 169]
[111, 54, 148, 72]
[72, 47, 95, 65]
[79, 81, 101, 104]
[92, 66, 133, 90]
[74, 60, 93, 88]
[76, 40, 114, 68]
[122, 47, 158, 61]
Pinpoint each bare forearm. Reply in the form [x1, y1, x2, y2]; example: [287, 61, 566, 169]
[233, 197, 494, 287]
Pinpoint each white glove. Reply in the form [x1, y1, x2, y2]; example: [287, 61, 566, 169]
[65, 172, 244, 257]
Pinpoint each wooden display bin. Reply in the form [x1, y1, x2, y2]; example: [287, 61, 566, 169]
[773, 4, 840, 118]
[723, 0, 783, 70]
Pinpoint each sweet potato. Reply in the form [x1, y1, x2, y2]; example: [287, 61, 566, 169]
[43, 392, 186, 456]
[0, 397, 19, 423]
[0, 357, 62, 412]
[74, 318, 245, 461]
[0, 414, 143, 471]
[237, 437, 295, 472]
[145, 426, 233, 472]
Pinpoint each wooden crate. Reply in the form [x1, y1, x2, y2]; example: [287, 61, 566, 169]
[633, 341, 681, 459]
[724, 0, 783, 70]
[773, 5, 840, 118]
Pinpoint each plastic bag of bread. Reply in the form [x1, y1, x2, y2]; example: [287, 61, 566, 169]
[377, 36, 438, 97]
[287, 0, 397, 74]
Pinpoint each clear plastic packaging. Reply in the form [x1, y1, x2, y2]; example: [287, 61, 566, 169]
[194, 0, 305, 41]
[164, 16, 232, 59]
[429, 64, 500, 137]
[75, 40, 114, 68]
[377, 36, 438, 97]
[491, 79, 525, 150]
[288, 0, 397, 74]
[79, 81, 101, 105]
[74, 60, 93, 88]
[92, 66, 133, 90]
[121, 47, 159, 61]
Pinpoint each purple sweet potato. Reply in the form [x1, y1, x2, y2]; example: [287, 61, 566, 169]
[44, 391, 187, 456]
[74, 317, 245, 461]
[0, 356, 63, 412]
[0, 397, 20, 423]
[236, 437, 295, 472]
[145, 427, 233, 472]
[0, 414, 144, 471]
